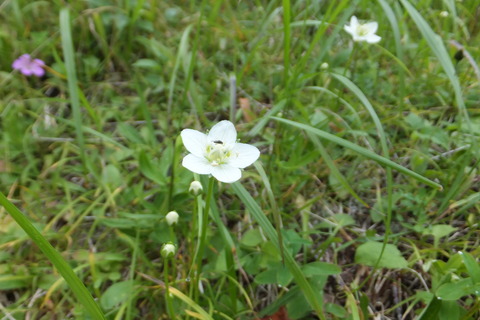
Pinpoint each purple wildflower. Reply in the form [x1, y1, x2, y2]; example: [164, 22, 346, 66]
[12, 54, 46, 77]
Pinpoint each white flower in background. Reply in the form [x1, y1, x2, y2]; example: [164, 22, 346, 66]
[440, 11, 449, 18]
[344, 16, 381, 44]
[165, 211, 179, 226]
[161, 243, 177, 258]
[181, 120, 260, 183]
[189, 180, 203, 196]
[320, 62, 329, 70]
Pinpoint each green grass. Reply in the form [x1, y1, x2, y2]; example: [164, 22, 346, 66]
[1, 0, 479, 319]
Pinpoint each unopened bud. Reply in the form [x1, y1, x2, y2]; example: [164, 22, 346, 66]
[320, 62, 329, 70]
[161, 243, 176, 258]
[189, 180, 203, 196]
[165, 211, 179, 226]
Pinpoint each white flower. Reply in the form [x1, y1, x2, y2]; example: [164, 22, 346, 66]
[161, 243, 176, 258]
[440, 11, 449, 18]
[344, 16, 381, 44]
[189, 180, 203, 196]
[320, 62, 329, 70]
[181, 120, 260, 183]
[165, 211, 179, 226]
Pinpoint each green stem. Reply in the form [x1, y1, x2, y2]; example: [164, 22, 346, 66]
[164, 259, 176, 320]
[0, 192, 105, 320]
[192, 176, 215, 300]
[168, 139, 177, 211]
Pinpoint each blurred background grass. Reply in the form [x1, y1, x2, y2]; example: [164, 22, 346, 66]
[0, 0, 479, 319]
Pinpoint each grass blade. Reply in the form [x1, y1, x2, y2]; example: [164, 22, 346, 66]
[232, 183, 326, 320]
[282, 0, 291, 87]
[398, 0, 471, 129]
[306, 132, 369, 207]
[272, 117, 442, 190]
[60, 9, 86, 168]
[0, 192, 105, 320]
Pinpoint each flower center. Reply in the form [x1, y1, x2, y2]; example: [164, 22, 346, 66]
[205, 140, 232, 166]
[357, 24, 370, 36]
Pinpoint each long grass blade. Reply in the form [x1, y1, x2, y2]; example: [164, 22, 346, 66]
[398, 0, 471, 129]
[306, 132, 369, 207]
[282, 0, 291, 87]
[272, 117, 442, 190]
[0, 192, 105, 320]
[232, 183, 326, 320]
[60, 9, 86, 168]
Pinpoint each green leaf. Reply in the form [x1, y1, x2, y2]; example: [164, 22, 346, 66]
[436, 278, 479, 300]
[355, 241, 408, 269]
[255, 263, 292, 286]
[241, 229, 264, 247]
[101, 164, 122, 188]
[302, 262, 341, 276]
[459, 251, 480, 284]
[0, 274, 31, 290]
[138, 150, 166, 186]
[423, 224, 456, 242]
[100, 280, 137, 310]
[331, 214, 356, 227]
[439, 301, 462, 320]
[117, 123, 146, 145]
[418, 296, 442, 320]
[132, 59, 161, 69]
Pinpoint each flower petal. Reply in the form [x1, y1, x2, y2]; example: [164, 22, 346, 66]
[208, 120, 237, 145]
[34, 59, 45, 66]
[228, 143, 260, 168]
[350, 16, 359, 29]
[210, 165, 241, 183]
[366, 34, 381, 44]
[181, 129, 207, 157]
[32, 66, 45, 77]
[182, 154, 212, 174]
[364, 22, 378, 34]
[22, 68, 33, 76]
[344, 24, 353, 35]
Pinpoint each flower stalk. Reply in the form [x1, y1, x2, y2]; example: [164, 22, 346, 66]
[161, 243, 177, 320]
[192, 176, 215, 300]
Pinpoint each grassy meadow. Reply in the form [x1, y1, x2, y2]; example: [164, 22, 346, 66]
[0, 0, 479, 319]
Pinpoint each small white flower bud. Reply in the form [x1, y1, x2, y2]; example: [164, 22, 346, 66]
[440, 11, 449, 18]
[165, 211, 179, 226]
[189, 181, 203, 196]
[320, 62, 329, 70]
[161, 243, 176, 258]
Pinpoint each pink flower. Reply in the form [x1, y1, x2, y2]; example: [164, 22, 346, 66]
[12, 54, 46, 77]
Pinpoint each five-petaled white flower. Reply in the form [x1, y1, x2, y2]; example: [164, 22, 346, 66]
[181, 120, 260, 183]
[344, 16, 381, 44]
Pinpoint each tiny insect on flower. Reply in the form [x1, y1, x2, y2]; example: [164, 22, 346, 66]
[12, 54, 46, 77]
[180, 120, 260, 183]
[344, 16, 381, 44]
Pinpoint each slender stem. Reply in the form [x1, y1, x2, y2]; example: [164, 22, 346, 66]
[168, 139, 177, 210]
[163, 259, 176, 320]
[192, 177, 215, 301]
